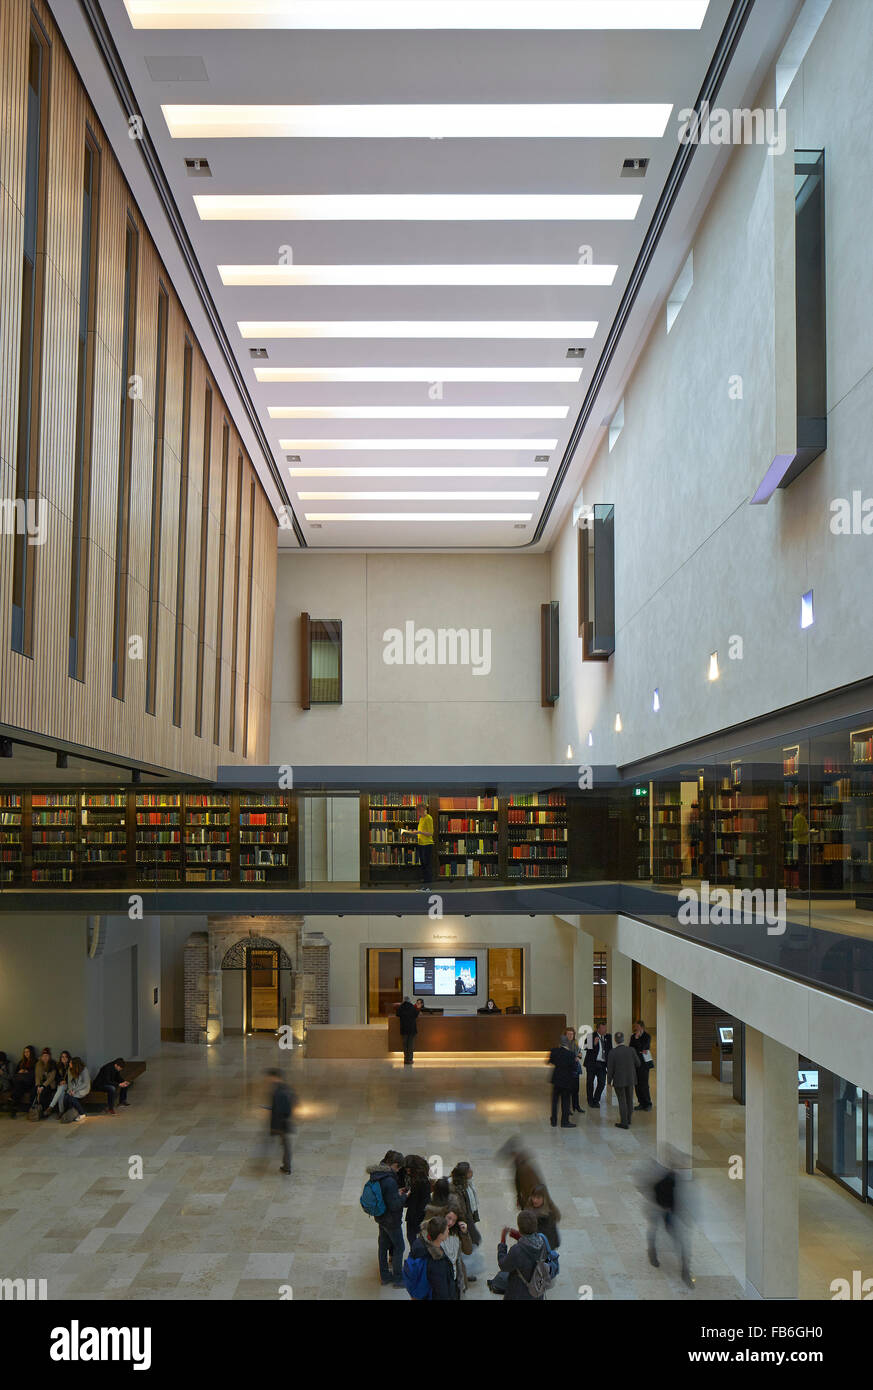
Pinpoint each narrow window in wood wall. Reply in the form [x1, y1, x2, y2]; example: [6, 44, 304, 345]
[172, 339, 193, 728]
[111, 216, 139, 701]
[194, 385, 212, 737]
[228, 452, 243, 752]
[145, 284, 169, 715]
[68, 131, 100, 682]
[242, 479, 256, 758]
[213, 421, 230, 745]
[12, 26, 50, 658]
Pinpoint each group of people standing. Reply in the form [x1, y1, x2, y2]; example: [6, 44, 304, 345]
[549, 1020, 654, 1130]
[0, 1047, 129, 1121]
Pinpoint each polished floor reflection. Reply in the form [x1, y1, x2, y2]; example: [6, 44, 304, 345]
[0, 1041, 869, 1301]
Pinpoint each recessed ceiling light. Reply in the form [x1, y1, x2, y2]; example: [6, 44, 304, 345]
[303, 512, 534, 522]
[288, 467, 548, 477]
[514, 523, 527, 529]
[269, 405, 569, 420]
[534, 455, 551, 462]
[197, 194, 641, 222]
[221, 263, 617, 287]
[279, 438, 558, 451]
[168, 105, 671, 140]
[126, 2, 711, 32]
[183, 156, 211, 176]
[296, 491, 540, 501]
[566, 347, 587, 358]
[286, 454, 301, 462]
[257, 366, 583, 383]
[242, 321, 597, 339]
[620, 157, 649, 177]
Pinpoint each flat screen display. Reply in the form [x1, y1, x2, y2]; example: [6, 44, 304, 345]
[413, 956, 477, 997]
[717, 1025, 733, 1045]
[798, 1069, 819, 1093]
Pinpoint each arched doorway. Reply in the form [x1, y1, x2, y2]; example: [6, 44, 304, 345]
[220, 937, 295, 1035]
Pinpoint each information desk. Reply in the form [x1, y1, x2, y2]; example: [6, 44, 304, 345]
[388, 1013, 566, 1053]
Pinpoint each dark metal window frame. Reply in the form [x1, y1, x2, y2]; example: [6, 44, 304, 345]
[172, 338, 193, 728]
[145, 283, 169, 715]
[111, 213, 139, 701]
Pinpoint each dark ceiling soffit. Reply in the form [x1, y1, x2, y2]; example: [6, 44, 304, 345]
[531, 0, 757, 545]
[78, 0, 306, 547]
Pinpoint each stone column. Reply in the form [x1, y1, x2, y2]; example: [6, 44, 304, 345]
[183, 932, 208, 1044]
[607, 947, 633, 1036]
[206, 932, 224, 1045]
[744, 1027, 799, 1299]
[572, 927, 594, 1044]
[655, 975, 693, 1170]
[301, 930, 331, 1025]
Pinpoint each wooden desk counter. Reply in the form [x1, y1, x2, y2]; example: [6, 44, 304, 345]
[388, 1013, 566, 1053]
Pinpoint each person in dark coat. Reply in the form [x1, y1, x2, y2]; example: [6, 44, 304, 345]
[630, 1019, 653, 1111]
[403, 1154, 432, 1248]
[477, 998, 502, 1014]
[266, 1068, 296, 1174]
[408, 1217, 457, 1300]
[92, 1058, 130, 1114]
[497, 1210, 551, 1300]
[548, 1037, 578, 1128]
[367, 1149, 407, 1285]
[584, 1023, 612, 1107]
[525, 1185, 561, 1249]
[606, 1031, 640, 1129]
[395, 996, 418, 1066]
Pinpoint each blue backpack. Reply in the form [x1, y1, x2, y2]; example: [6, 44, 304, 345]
[402, 1255, 432, 1300]
[360, 1176, 386, 1218]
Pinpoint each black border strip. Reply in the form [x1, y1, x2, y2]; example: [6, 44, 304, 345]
[75, 0, 306, 546]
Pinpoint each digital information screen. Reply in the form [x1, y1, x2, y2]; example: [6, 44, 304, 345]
[412, 956, 477, 996]
[798, 1069, 819, 1093]
[717, 1025, 733, 1046]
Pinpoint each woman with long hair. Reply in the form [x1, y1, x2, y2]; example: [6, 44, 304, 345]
[59, 1057, 91, 1123]
[403, 1155, 432, 1250]
[47, 1051, 72, 1117]
[9, 1044, 37, 1115]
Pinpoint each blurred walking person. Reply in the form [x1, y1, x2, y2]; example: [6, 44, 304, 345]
[266, 1068, 296, 1174]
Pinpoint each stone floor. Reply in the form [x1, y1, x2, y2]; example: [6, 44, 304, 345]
[0, 1041, 870, 1301]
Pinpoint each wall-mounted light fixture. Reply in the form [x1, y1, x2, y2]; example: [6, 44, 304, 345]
[652, 688, 660, 712]
[801, 590, 814, 629]
[708, 652, 720, 682]
[614, 714, 623, 732]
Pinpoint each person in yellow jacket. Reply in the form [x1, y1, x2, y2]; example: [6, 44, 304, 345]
[401, 803, 434, 888]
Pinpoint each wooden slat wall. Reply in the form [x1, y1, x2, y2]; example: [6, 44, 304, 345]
[0, 0, 278, 776]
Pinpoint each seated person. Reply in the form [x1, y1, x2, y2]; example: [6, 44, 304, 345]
[34, 1048, 58, 1114]
[477, 998, 502, 1015]
[59, 1058, 90, 1122]
[92, 1058, 130, 1115]
[9, 1045, 37, 1114]
[0, 1051, 13, 1095]
[46, 1051, 72, 1115]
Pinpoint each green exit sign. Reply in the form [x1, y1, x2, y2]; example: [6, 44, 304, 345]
[633, 787, 648, 797]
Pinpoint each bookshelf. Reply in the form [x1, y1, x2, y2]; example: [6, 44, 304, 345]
[506, 793, 568, 880]
[80, 791, 128, 884]
[135, 791, 182, 885]
[850, 726, 873, 898]
[363, 793, 427, 884]
[238, 792, 291, 884]
[31, 792, 77, 884]
[184, 791, 231, 884]
[438, 795, 499, 880]
[0, 792, 23, 885]
[652, 785, 682, 885]
[633, 788, 651, 880]
[714, 779, 772, 889]
[780, 746, 803, 892]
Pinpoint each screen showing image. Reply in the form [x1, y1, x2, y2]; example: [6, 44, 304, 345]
[717, 1025, 733, 1045]
[798, 1069, 819, 1093]
[412, 956, 477, 997]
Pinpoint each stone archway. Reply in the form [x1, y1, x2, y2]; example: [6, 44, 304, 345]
[184, 916, 330, 1044]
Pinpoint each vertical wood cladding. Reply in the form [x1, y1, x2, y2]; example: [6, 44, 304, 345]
[0, 0, 278, 775]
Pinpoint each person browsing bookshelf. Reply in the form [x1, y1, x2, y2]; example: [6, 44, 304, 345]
[401, 802, 434, 889]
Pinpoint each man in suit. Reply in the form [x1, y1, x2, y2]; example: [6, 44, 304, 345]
[607, 1031, 641, 1129]
[584, 1022, 612, 1108]
[548, 1037, 578, 1129]
[630, 1019, 653, 1111]
[395, 996, 418, 1066]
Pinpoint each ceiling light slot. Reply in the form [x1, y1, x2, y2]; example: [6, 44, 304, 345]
[184, 157, 212, 176]
[249, 347, 269, 359]
[566, 347, 586, 359]
[621, 157, 649, 177]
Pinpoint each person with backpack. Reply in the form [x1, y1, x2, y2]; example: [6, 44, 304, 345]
[495, 1209, 558, 1300]
[266, 1068, 296, 1174]
[404, 1216, 456, 1300]
[361, 1149, 407, 1286]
